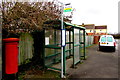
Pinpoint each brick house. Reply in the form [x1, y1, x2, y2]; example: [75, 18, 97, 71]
[80, 23, 95, 36]
[80, 23, 107, 44]
[94, 25, 107, 35]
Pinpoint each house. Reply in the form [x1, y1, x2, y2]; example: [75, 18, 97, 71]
[80, 23, 95, 36]
[80, 23, 107, 44]
[93, 25, 107, 44]
[94, 25, 107, 35]
[79, 23, 95, 46]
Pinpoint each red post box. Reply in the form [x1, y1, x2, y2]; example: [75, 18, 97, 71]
[3, 38, 19, 74]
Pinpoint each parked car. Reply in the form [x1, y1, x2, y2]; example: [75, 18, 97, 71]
[98, 35, 116, 52]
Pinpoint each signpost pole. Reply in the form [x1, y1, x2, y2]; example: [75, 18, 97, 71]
[60, 2, 72, 78]
[61, 2, 64, 78]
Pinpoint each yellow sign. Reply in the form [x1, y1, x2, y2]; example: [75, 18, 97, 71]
[64, 8, 72, 10]
[64, 8, 72, 12]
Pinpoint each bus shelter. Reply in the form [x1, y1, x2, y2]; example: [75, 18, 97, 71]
[43, 20, 86, 76]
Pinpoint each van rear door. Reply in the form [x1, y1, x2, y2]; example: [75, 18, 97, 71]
[106, 36, 114, 46]
[100, 36, 107, 46]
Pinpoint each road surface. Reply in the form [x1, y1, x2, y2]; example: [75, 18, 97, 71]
[68, 39, 119, 79]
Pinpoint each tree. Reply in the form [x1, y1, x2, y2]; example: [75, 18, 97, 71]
[1, 0, 72, 34]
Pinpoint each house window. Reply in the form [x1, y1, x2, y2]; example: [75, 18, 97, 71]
[90, 30, 92, 32]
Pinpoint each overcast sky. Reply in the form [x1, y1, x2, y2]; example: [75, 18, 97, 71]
[1, 0, 119, 33]
[60, 0, 119, 33]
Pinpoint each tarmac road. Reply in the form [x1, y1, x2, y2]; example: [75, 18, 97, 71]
[68, 39, 119, 79]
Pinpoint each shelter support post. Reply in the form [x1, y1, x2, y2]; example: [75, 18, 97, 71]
[83, 30, 86, 60]
[43, 29, 45, 68]
[79, 29, 81, 60]
[72, 29, 75, 68]
[69, 31, 71, 57]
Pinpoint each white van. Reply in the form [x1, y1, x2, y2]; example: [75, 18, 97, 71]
[98, 35, 116, 51]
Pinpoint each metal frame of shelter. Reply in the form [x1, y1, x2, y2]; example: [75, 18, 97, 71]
[43, 20, 86, 76]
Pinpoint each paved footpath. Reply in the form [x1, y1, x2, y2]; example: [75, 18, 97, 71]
[67, 39, 119, 79]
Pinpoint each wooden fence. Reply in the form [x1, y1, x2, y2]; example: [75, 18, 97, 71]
[18, 33, 34, 65]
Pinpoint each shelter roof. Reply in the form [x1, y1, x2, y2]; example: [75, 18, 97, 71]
[43, 20, 86, 30]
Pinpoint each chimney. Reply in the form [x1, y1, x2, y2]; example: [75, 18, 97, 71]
[82, 23, 85, 27]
